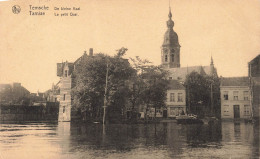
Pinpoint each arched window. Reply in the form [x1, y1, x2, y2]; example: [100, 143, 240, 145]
[65, 70, 68, 77]
[165, 55, 168, 62]
[171, 54, 174, 62]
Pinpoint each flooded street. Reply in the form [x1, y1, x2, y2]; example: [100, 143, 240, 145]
[0, 121, 259, 159]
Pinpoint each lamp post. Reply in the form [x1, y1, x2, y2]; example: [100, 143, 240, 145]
[103, 62, 109, 125]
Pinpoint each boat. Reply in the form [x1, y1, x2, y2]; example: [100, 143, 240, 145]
[176, 114, 203, 124]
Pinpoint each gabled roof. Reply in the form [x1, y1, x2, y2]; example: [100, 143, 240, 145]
[248, 54, 260, 64]
[166, 65, 212, 82]
[221, 77, 250, 87]
[168, 80, 185, 90]
[74, 53, 89, 65]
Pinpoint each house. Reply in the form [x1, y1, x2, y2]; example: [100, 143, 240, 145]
[166, 80, 186, 118]
[220, 77, 252, 119]
[248, 54, 260, 119]
[56, 48, 94, 121]
[45, 82, 60, 102]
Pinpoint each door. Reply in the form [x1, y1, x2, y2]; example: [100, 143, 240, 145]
[233, 105, 240, 118]
[163, 110, 167, 118]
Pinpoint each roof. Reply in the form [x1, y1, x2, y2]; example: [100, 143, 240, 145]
[168, 80, 185, 90]
[248, 54, 260, 64]
[162, 10, 180, 47]
[221, 77, 250, 87]
[0, 84, 11, 89]
[57, 62, 74, 77]
[166, 66, 212, 82]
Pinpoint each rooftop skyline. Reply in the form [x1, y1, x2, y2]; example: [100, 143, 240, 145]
[0, 0, 260, 92]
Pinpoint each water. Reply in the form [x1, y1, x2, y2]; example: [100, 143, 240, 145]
[0, 121, 259, 159]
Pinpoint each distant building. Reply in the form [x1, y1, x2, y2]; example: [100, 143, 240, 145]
[220, 77, 252, 119]
[0, 83, 30, 105]
[248, 54, 260, 119]
[166, 60, 217, 83]
[166, 80, 186, 117]
[46, 82, 60, 102]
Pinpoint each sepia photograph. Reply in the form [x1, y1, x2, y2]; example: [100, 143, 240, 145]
[0, 0, 259, 158]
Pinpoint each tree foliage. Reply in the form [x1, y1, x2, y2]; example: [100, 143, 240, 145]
[130, 57, 169, 119]
[72, 50, 136, 121]
[185, 71, 220, 118]
[72, 51, 170, 122]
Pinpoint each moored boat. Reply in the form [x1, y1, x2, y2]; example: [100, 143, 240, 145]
[176, 114, 203, 124]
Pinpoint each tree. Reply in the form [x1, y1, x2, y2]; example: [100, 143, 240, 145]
[72, 49, 136, 122]
[185, 71, 220, 118]
[130, 57, 169, 120]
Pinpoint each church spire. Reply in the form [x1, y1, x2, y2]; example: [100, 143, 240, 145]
[167, 7, 174, 29]
[161, 4, 180, 69]
[168, 5, 172, 19]
[210, 56, 214, 66]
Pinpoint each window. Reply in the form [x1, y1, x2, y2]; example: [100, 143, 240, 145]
[63, 106, 66, 113]
[165, 55, 168, 62]
[171, 54, 174, 62]
[243, 91, 249, 101]
[63, 94, 66, 101]
[244, 105, 250, 116]
[170, 93, 175, 102]
[223, 105, 229, 116]
[169, 107, 176, 116]
[65, 70, 68, 77]
[233, 91, 238, 100]
[223, 91, 228, 100]
[178, 93, 183, 102]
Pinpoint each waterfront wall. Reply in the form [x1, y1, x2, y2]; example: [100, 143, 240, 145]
[0, 102, 59, 122]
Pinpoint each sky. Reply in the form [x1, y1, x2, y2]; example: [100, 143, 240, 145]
[0, 0, 260, 92]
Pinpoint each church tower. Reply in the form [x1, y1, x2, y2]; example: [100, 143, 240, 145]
[161, 7, 181, 69]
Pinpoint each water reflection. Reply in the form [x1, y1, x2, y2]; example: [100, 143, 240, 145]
[0, 121, 259, 159]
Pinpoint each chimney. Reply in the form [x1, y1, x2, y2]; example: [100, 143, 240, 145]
[89, 48, 93, 56]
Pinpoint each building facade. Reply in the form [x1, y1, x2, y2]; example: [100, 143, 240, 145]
[57, 61, 73, 121]
[220, 77, 252, 119]
[166, 80, 186, 117]
[56, 49, 93, 122]
[248, 54, 260, 119]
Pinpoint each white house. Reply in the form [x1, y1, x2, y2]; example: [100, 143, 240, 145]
[220, 77, 252, 119]
[166, 80, 186, 118]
